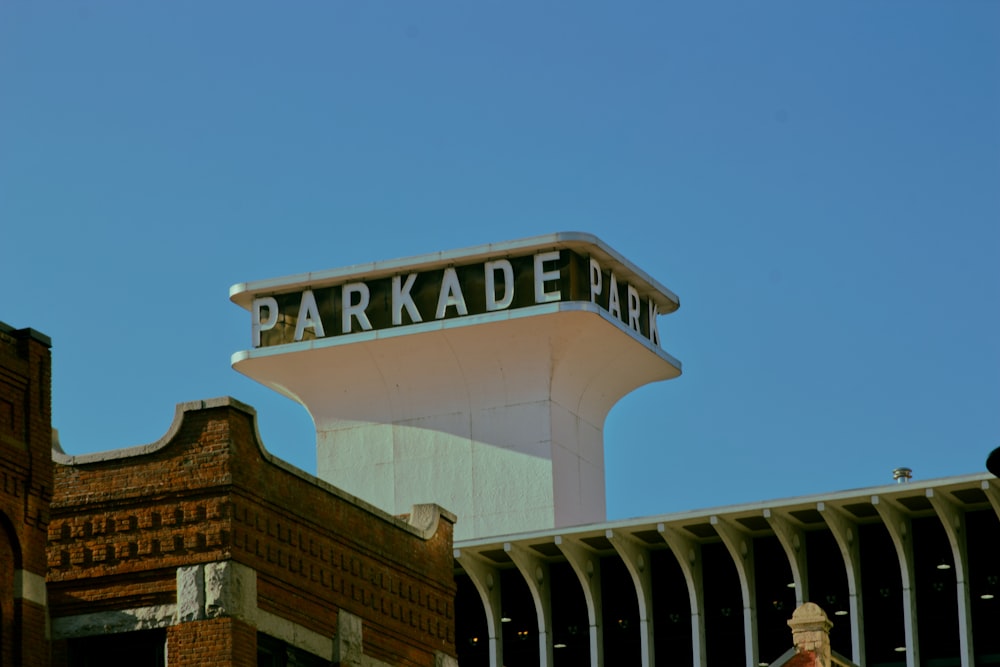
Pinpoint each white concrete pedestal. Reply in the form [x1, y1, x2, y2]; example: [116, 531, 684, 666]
[231, 234, 682, 540]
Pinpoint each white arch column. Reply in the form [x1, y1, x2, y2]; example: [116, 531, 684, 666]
[711, 515, 758, 667]
[818, 502, 865, 664]
[983, 480, 1000, 521]
[505, 542, 553, 667]
[658, 524, 707, 667]
[555, 535, 603, 667]
[455, 549, 504, 667]
[607, 529, 655, 667]
[927, 488, 974, 667]
[872, 495, 919, 667]
[764, 509, 808, 606]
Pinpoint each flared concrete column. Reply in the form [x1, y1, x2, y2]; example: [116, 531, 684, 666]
[608, 530, 655, 667]
[927, 489, 974, 667]
[555, 535, 604, 667]
[505, 543, 553, 667]
[658, 524, 707, 667]
[765, 509, 809, 606]
[818, 502, 865, 665]
[231, 233, 682, 540]
[712, 515, 758, 667]
[871, 495, 919, 667]
[455, 549, 504, 667]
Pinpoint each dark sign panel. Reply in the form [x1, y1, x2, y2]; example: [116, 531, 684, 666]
[252, 250, 662, 349]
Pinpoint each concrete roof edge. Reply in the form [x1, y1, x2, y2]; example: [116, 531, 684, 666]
[455, 471, 996, 548]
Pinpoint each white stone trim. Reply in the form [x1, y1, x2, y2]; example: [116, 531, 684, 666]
[51, 560, 458, 667]
[14, 569, 47, 606]
[52, 604, 177, 639]
[434, 652, 459, 667]
[257, 608, 333, 660]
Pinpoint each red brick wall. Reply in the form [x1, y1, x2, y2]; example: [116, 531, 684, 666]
[18, 600, 50, 666]
[224, 404, 456, 664]
[48, 399, 456, 666]
[787, 652, 819, 667]
[167, 617, 257, 667]
[0, 324, 53, 667]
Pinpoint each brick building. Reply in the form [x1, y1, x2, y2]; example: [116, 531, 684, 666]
[3, 232, 998, 667]
[0, 322, 459, 667]
[0, 323, 52, 667]
[228, 234, 1000, 667]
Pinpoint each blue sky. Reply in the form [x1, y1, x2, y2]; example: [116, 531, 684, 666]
[2, 2, 997, 521]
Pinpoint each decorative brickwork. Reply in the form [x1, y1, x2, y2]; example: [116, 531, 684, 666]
[47, 397, 457, 666]
[0, 323, 53, 667]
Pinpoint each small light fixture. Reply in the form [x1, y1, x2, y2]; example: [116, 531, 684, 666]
[895, 646, 907, 653]
[554, 643, 567, 649]
[834, 610, 849, 617]
[981, 593, 995, 600]
[786, 582, 796, 589]
[937, 560, 952, 570]
[501, 616, 512, 623]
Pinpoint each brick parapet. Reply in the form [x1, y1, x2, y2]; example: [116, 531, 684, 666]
[48, 397, 457, 666]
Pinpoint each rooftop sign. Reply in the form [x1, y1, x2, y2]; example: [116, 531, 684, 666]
[229, 233, 682, 538]
[230, 232, 680, 352]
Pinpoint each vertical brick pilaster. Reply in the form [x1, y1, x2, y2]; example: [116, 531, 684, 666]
[167, 617, 257, 667]
[18, 600, 50, 667]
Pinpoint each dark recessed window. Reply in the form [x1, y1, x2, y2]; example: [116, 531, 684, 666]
[68, 629, 165, 667]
